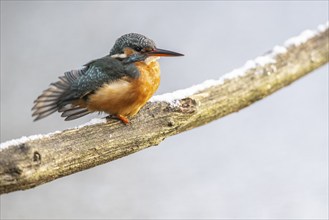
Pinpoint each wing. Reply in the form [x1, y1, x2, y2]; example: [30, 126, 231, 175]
[32, 68, 88, 121]
[32, 55, 140, 121]
[59, 56, 139, 104]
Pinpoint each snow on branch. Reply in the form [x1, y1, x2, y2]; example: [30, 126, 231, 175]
[1, 22, 328, 194]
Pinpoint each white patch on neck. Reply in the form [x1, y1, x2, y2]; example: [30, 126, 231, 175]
[144, 56, 160, 65]
[111, 53, 127, 59]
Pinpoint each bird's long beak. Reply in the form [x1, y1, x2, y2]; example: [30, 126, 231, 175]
[147, 48, 184, 57]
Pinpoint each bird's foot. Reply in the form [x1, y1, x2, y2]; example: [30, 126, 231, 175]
[105, 114, 130, 125]
[116, 114, 130, 125]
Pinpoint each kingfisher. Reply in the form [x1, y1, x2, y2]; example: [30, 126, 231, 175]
[32, 33, 183, 124]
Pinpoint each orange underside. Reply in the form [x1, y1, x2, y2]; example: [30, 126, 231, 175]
[83, 61, 160, 118]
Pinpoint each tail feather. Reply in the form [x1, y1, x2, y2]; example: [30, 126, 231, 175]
[61, 107, 91, 121]
[33, 108, 58, 121]
[32, 102, 57, 112]
[32, 69, 90, 121]
[65, 111, 91, 121]
[33, 96, 61, 102]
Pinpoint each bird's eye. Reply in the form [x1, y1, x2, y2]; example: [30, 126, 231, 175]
[133, 46, 142, 52]
[141, 47, 153, 53]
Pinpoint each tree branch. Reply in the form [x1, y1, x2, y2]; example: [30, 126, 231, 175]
[1, 23, 328, 194]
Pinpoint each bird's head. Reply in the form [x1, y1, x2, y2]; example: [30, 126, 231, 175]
[109, 33, 183, 64]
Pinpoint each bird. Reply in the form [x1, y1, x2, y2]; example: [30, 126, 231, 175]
[32, 33, 183, 124]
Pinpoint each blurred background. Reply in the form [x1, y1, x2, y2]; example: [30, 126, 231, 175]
[1, 1, 328, 219]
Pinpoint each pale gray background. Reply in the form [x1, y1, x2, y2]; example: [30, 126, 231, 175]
[0, 1, 328, 219]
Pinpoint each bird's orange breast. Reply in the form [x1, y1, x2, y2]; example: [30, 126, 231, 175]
[86, 60, 160, 117]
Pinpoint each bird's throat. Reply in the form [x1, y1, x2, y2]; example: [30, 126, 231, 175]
[144, 56, 160, 65]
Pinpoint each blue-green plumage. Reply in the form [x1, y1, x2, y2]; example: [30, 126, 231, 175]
[32, 33, 183, 122]
[58, 55, 143, 106]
